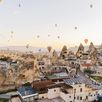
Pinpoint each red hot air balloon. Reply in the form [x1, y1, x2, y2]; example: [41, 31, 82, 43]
[84, 39, 88, 44]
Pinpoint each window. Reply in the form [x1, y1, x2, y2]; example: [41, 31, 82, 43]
[86, 96, 88, 99]
[39, 67, 41, 70]
[54, 89, 56, 92]
[80, 88, 82, 92]
[77, 96, 79, 100]
[30, 97, 34, 101]
[42, 96, 44, 98]
[26, 97, 30, 102]
[79, 85, 81, 87]
[74, 97, 76, 99]
[42, 67, 44, 69]
[35, 95, 38, 99]
[69, 96, 71, 98]
[80, 97, 82, 100]
[24, 98, 27, 102]
[74, 89, 76, 93]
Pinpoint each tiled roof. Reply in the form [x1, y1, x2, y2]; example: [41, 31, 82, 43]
[81, 63, 92, 67]
[64, 73, 102, 90]
[64, 76, 84, 85]
[32, 80, 54, 90]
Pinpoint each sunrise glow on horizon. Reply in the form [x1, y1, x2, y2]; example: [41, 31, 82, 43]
[0, 0, 102, 49]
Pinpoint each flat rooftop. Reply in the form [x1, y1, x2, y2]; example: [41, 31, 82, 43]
[17, 86, 37, 97]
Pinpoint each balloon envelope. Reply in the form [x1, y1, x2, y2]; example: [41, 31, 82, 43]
[90, 4, 93, 8]
[55, 24, 57, 27]
[84, 39, 88, 44]
[26, 44, 29, 49]
[75, 26, 77, 30]
[57, 36, 60, 39]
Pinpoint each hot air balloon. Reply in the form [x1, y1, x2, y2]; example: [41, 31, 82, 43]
[84, 39, 88, 44]
[47, 46, 52, 52]
[37, 35, 40, 38]
[55, 24, 57, 27]
[26, 44, 29, 49]
[11, 31, 14, 34]
[57, 36, 60, 39]
[75, 26, 77, 30]
[39, 49, 41, 52]
[90, 4, 93, 8]
[48, 34, 50, 37]
[19, 4, 21, 7]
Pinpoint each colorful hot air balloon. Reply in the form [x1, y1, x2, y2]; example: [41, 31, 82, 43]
[84, 39, 88, 44]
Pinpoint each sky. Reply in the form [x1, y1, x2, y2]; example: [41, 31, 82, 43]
[0, 0, 102, 49]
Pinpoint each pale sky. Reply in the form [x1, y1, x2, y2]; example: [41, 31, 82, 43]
[0, 0, 102, 49]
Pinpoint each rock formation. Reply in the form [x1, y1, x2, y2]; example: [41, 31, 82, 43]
[76, 43, 84, 58]
[88, 42, 97, 65]
[60, 45, 68, 59]
[52, 50, 58, 63]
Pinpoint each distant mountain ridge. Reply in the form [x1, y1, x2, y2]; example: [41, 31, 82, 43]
[0, 45, 99, 53]
[0, 46, 47, 53]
